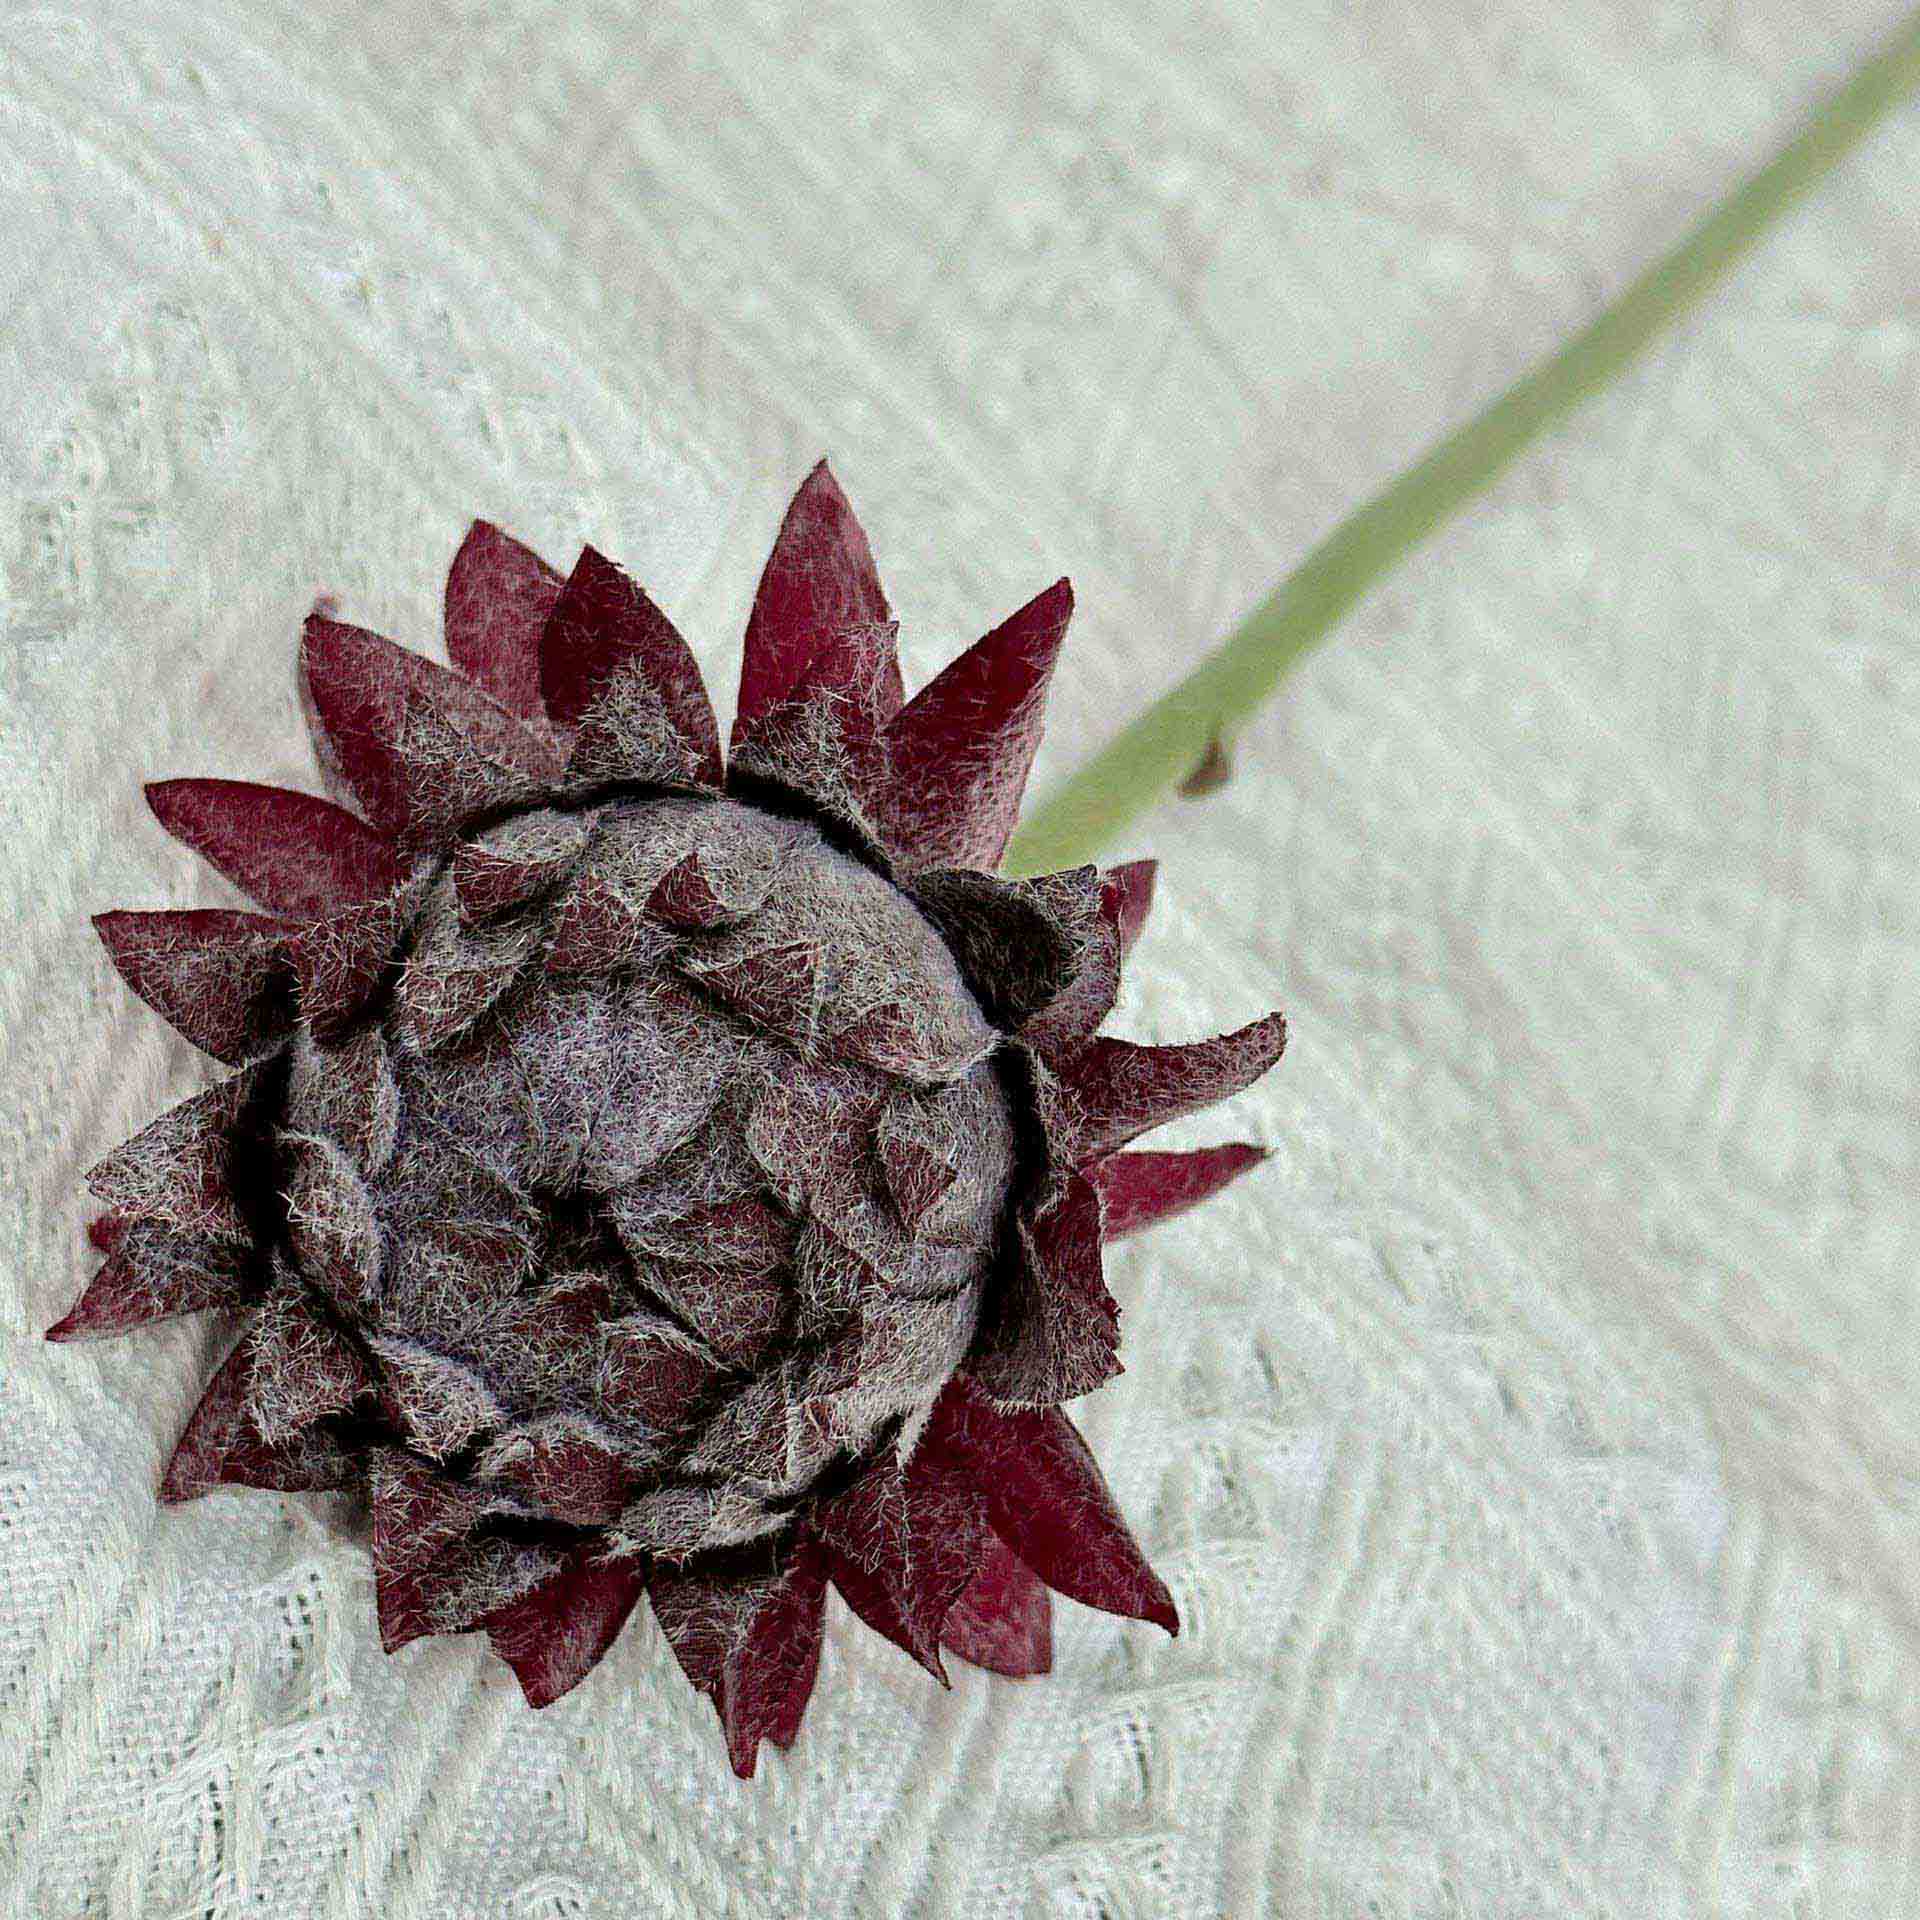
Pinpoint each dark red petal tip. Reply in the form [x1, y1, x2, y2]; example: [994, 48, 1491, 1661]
[86, 1214, 129, 1255]
[145, 778, 404, 919]
[46, 1224, 249, 1342]
[816, 1447, 985, 1685]
[938, 1533, 1054, 1678]
[721, 1533, 828, 1776]
[444, 519, 564, 720]
[1102, 859, 1158, 961]
[486, 1550, 648, 1708]
[93, 908, 292, 1065]
[369, 1451, 496, 1653]
[1059, 1012, 1288, 1162]
[925, 1381, 1177, 1636]
[648, 1538, 830, 1778]
[300, 613, 558, 846]
[158, 1338, 351, 1503]
[84, 1066, 266, 1245]
[298, 614, 416, 835]
[727, 615, 901, 837]
[734, 461, 896, 749]
[877, 577, 1072, 872]
[540, 546, 723, 787]
[1090, 1143, 1270, 1241]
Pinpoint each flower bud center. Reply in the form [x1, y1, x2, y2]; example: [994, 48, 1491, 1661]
[281, 794, 1018, 1555]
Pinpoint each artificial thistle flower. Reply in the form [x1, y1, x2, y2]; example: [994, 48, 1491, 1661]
[54, 462, 1287, 1777]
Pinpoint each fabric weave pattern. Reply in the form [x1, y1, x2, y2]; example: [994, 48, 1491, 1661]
[3, 1, 1918, 1913]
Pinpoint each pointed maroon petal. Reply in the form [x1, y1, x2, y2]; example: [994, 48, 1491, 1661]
[646, 844, 777, 930]
[300, 614, 558, 845]
[820, 1549, 946, 1685]
[370, 1451, 490, 1653]
[453, 820, 587, 925]
[94, 909, 292, 1064]
[794, 618, 901, 728]
[725, 619, 899, 848]
[678, 939, 820, 1041]
[159, 1338, 352, 1502]
[924, 1378, 1177, 1635]
[85, 1065, 269, 1244]
[1057, 1012, 1288, 1162]
[373, 1575, 435, 1656]
[542, 546, 723, 785]
[145, 779, 405, 919]
[722, 1532, 828, 1775]
[545, 868, 650, 976]
[816, 1446, 985, 1683]
[46, 1223, 251, 1342]
[486, 1549, 647, 1708]
[732, 615, 898, 775]
[939, 1533, 1054, 1678]
[1103, 860, 1158, 962]
[734, 461, 894, 750]
[647, 1563, 734, 1699]
[648, 1536, 833, 1775]
[876, 578, 1071, 872]
[967, 1170, 1121, 1408]
[380, 1552, 536, 1656]
[444, 519, 564, 721]
[647, 849, 728, 929]
[298, 615, 421, 834]
[1090, 1144, 1269, 1241]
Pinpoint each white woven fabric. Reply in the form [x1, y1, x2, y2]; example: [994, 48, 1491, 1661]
[4, 1, 1918, 1912]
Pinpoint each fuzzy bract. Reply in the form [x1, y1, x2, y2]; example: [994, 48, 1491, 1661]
[59, 462, 1287, 1776]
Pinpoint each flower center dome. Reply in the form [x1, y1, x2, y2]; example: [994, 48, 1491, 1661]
[279, 793, 1018, 1557]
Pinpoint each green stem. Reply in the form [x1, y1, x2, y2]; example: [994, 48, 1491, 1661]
[1002, 11, 1920, 877]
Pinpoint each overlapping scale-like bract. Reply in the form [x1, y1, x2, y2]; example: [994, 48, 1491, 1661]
[60, 462, 1287, 1778]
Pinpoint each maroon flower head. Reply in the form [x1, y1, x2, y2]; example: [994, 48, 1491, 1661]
[57, 462, 1287, 1776]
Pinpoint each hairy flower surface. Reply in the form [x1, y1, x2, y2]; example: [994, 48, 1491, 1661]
[58, 464, 1287, 1776]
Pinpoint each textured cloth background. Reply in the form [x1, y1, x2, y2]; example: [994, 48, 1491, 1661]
[3, 1, 1918, 1914]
